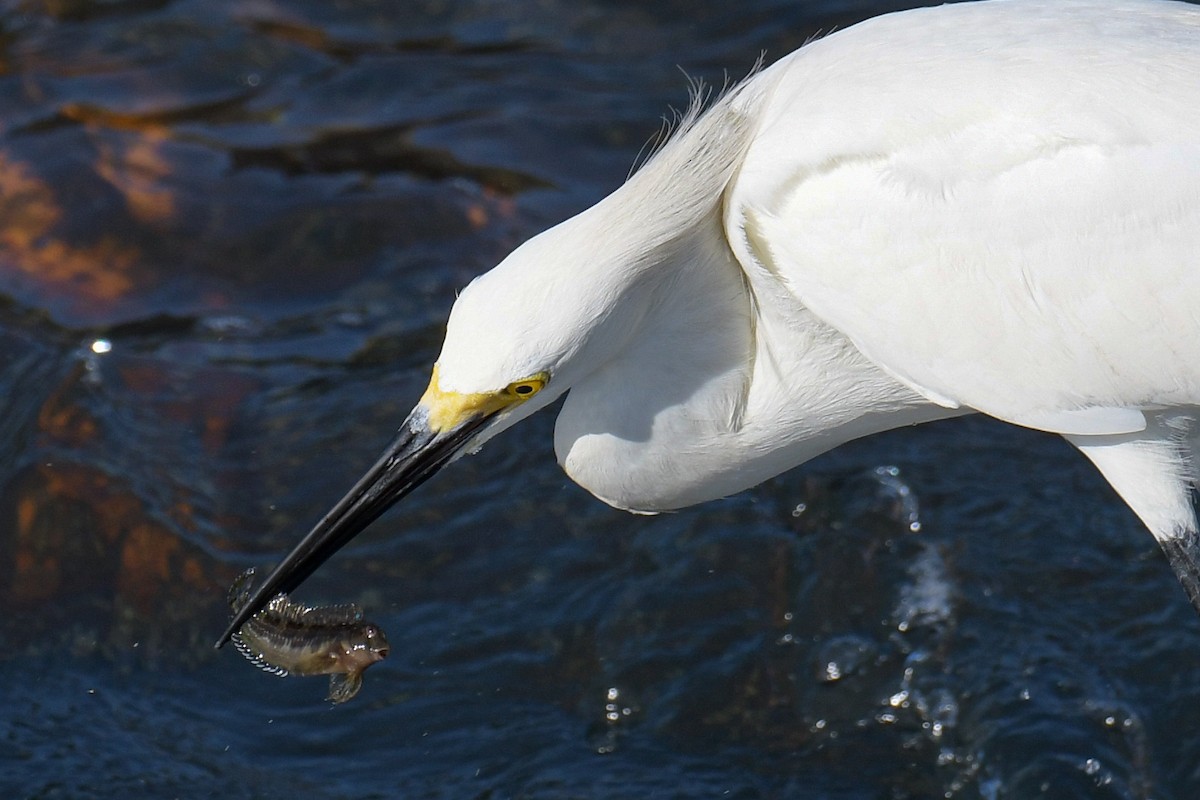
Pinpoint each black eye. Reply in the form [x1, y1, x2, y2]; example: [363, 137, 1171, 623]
[506, 374, 548, 399]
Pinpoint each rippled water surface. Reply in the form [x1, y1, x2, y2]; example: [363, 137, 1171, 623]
[4, 1, 1200, 798]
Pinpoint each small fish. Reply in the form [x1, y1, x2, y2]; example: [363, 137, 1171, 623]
[227, 568, 389, 704]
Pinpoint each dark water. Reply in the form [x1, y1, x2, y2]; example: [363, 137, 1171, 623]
[3, 1, 1200, 797]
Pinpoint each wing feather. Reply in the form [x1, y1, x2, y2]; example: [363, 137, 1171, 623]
[727, 0, 1200, 435]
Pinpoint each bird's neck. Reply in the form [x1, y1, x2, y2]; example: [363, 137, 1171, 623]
[554, 204, 954, 513]
[548, 91, 955, 512]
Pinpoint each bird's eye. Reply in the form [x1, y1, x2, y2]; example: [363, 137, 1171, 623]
[506, 373, 548, 400]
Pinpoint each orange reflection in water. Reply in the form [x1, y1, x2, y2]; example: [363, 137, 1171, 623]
[91, 124, 177, 226]
[7, 462, 216, 615]
[0, 150, 141, 310]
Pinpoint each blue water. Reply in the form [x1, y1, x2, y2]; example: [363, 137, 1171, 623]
[3, 1, 1200, 797]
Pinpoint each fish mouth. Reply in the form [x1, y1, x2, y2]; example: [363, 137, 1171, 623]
[215, 405, 495, 648]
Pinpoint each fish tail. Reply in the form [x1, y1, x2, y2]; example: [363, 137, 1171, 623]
[228, 568, 257, 612]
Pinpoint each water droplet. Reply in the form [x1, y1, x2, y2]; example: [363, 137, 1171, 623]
[814, 634, 876, 683]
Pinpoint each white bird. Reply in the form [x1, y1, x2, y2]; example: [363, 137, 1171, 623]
[219, 0, 1200, 646]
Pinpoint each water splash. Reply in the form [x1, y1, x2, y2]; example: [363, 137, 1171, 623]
[870, 465, 922, 533]
[894, 544, 954, 634]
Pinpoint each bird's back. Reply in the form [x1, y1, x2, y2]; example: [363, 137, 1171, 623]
[727, 0, 1200, 435]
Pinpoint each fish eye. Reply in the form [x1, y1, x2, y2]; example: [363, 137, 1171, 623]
[506, 373, 548, 400]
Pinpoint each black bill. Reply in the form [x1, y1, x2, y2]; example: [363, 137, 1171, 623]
[215, 407, 494, 648]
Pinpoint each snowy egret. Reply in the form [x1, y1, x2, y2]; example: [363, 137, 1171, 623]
[218, 0, 1200, 647]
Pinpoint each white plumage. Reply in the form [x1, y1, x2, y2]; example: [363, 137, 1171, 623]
[220, 0, 1200, 647]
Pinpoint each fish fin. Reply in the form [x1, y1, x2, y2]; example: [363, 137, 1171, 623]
[232, 631, 290, 678]
[264, 593, 309, 622]
[262, 595, 364, 627]
[297, 603, 365, 626]
[327, 671, 363, 704]
[231, 567, 363, 628]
